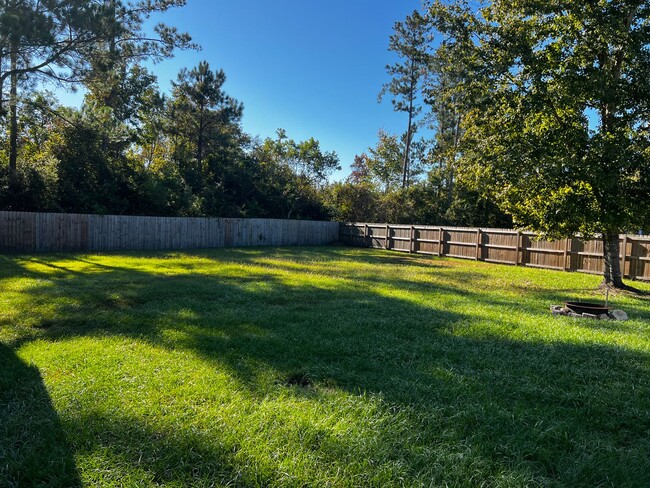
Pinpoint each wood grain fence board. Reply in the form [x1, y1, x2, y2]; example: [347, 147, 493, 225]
[515, 231, 521, 265]
[633, 238, 650, 280]
[3, 212, 27, 251]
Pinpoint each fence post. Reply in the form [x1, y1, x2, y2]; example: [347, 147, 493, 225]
[385, 224, 390, 250]
[410, 225, 415, 254]
[475, 228, 481, 261]
[515, 231, 521, 265]
[629, 237, 637, 280]
[364, 223, 369, 247]
[621, 234, 628, 278]
[563, 237, 570, 271]
[438, 227, 444, 257]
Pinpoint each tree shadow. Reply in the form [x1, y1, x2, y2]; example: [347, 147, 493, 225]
[0, 344, 81, 487]
[62, 411, 278, 486]
[2, 249, 650, 485]
[224, 245, 450, 270]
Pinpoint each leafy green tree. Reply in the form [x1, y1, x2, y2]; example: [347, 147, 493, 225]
[323, 181, 379, 223]
[427, 0, 650, 288]
[378, 183, 437, 224]
[263, 129, 340, 186]
[86, 64, 160, 131]
[380, 10, 431, 187]
[130, 88, 168, 168]
[367, 130, 404, 193]
[47, 107, 141, 214]
[0, 0, 193, 90]
[288, 138, 340, 185]
[251, 133, 334, 219]
[0, 0, 52, 173]
[424, 54, 468, 211]
[0, 89, 63, 210]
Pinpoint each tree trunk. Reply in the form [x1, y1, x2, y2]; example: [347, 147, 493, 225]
[446, 164, 454, 210]
[401, 61, 416, 189]
[602, 231, 625, 288]
[0, 53, 4, 118]
[197, 107, 204, 171]
[446, 113, 461, 209]
[197, 128, 203, 169]
[402, 107, 413, 188]
[9, 44, 18, 174]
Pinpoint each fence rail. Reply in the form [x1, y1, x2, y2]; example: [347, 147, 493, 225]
[0, 211, 339, 253]
[339, 222, 650, 281]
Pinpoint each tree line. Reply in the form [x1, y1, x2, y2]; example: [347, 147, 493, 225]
[3, 0, 650, 288]
[0, 0, 342, 220]
[0, 0, 511, 229]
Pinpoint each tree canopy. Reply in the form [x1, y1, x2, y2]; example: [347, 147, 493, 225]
[425, 0, 650, 287]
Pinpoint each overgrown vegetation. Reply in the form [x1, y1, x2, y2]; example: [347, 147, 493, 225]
[2, 247, 649, 486]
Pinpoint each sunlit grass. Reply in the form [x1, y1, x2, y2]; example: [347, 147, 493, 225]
[1, 247, 649, 487]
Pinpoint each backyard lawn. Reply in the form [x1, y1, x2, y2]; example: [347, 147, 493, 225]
[1, 246, 649, 487]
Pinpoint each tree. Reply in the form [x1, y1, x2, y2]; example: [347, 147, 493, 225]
[252, 131, 339, 219]
[323, 180, 378, 223]
[380, 10, 430, 188]
[133, 88, 168, 168]
[366, 130, 403, 193]
[170, 61, 243, 191]
[261, 129, 340, 186]
[0, 90, 60, 211]
[0, 0, 195, 174]
[348, 153, 371, 185]
[423, 52, 468, 211]
[286, 137, 340, 186]
[0, 0, 194, 89]
[0, 0, 52, 174]
[427, 0, 650, 289]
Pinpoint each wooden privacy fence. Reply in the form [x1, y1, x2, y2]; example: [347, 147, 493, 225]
[340, 222, 650, 281]
[0, 211, 339, 253]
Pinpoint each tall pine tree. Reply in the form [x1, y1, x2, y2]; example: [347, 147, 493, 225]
[380, 10, 430, 188]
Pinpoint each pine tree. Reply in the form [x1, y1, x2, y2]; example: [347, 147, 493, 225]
[380, 10, 430, 188]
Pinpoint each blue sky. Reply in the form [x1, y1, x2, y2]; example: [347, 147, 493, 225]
[57, 0, 426, 180]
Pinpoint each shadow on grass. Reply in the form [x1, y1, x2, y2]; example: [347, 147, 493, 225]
[2, 249, 650, 485]
[0, 344, 81, 487]
[64, 411, 277, 487]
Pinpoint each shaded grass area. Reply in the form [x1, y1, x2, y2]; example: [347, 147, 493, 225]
[1, 246, 650, 487]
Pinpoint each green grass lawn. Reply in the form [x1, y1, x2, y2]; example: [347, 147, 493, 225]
[1, 246, 649, 487]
